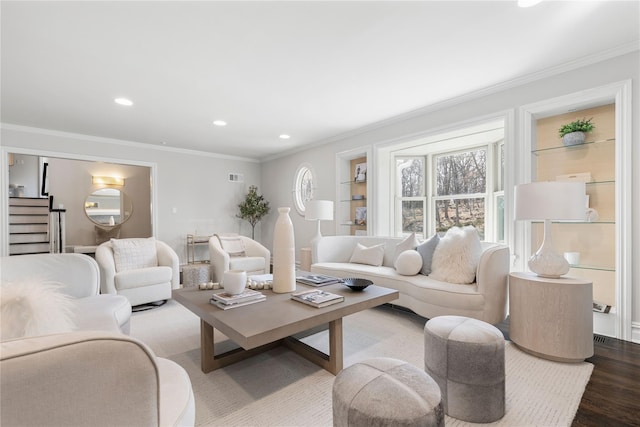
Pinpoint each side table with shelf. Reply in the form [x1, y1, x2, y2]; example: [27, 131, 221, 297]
[186, 234, 212, 264]
[508, 272, 593, 363]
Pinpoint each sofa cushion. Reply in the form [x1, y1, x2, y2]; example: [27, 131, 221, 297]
[350, 243, 385, 266]
[417, 233, 440, 275]
[394, 250, 423, 276]
[71, 295, 130, 333]
[111, 238, 158, 272]
[1, 280, 75, 340]
[115, 266, 172, 291]
[229, 256, 266, 272]
[394, 233, 419, 263]
[430, 226, 482, 284]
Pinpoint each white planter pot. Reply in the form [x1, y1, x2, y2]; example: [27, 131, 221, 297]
[562, 131, 586, 146]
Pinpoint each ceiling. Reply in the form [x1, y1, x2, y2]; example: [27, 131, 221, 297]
[2, 1, 639, 161]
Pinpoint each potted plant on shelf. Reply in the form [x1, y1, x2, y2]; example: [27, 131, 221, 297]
[558, 117, 595, 146]
[237, 185, 270, 240]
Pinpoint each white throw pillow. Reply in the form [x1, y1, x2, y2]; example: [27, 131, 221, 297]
[1, 280, 75, 340]
[416, 233, 440, 275]
[429, 226, 482, 284]
[394, 250, 423, 276]
[111, 237, 158, 272]
[394, 233, 419, 263]
[349, 243, 385, 267]
[216, 234, 246, 257]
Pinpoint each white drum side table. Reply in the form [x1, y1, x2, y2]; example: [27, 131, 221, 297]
[509, 272, 593, 363]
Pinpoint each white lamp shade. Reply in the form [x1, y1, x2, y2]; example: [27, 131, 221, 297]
[514, 182, 586, 221]
[305, 200, 334, 221]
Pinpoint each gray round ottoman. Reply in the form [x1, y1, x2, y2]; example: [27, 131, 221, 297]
[424, 315, 505, 423]
[332, 357, 443, 427]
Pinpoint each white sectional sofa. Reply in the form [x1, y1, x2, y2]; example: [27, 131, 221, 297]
[310, 235, 510, 325]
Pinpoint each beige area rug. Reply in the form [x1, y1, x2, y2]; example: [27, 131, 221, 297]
[130, 300, 593, 427]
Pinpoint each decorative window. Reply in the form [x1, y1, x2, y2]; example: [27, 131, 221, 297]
[293, 164, 314, 215]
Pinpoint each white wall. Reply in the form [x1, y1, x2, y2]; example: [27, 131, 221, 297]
[1, 127, 263, 264]
[261, 51, 640, 341]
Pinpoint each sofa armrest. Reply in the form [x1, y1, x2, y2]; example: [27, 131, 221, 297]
[156, 241, 180, 289]
[1, 331, 161, 426]
[209, 236, 230, 283]
[475, 244, 510, 324]
[95, 242, 118, 295]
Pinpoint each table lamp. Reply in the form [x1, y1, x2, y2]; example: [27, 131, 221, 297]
[306, 200, 334, 241]
[514, 181, 586, 278]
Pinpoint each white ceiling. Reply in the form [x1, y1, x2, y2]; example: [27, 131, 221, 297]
[2, 1, 639, 160]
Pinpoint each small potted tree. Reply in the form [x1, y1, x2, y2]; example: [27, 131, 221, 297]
[237, 185, 270, 240]
[558, 117, 595, 146]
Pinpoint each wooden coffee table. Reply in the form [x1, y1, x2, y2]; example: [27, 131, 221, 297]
[172, 283, 398, 375]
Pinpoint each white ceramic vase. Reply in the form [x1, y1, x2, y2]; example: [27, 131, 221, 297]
[272, 207, 296, 293]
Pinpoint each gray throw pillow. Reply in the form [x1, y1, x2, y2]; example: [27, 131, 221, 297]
[417, 233, 440, 275]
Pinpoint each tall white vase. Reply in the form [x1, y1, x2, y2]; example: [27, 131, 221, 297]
[272, 207, 296, 293]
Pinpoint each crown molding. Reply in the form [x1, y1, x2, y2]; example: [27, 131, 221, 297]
[0, 123, 260, 164]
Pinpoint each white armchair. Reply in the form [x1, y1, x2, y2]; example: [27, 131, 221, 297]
[1, 331, 195, 427]
[209, 234, 270, 283]
[96, 238, 180, 307]
[0, 253, 131, 335]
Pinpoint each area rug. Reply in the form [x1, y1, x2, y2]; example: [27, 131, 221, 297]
[130, 300, 593, 427]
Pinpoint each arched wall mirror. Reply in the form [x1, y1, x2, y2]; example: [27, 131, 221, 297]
[84, 188, 133, 226]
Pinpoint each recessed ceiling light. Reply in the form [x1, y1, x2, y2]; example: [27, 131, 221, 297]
[114, 97, 133, 106]
[279, 134, 290, 139]
[213, 120, 227, 126]
[518, 0, 543, 7]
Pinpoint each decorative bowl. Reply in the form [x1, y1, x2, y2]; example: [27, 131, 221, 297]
[342, 277, 373, 291]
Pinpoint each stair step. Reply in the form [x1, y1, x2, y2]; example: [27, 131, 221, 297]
[10, 233, 49, 244]
[9, 215, 49, 224]
[10, 206, 50, 215]
[9, 197, 49, 207]
[10, 224, 49, 233]
[9, 242, 51, 255]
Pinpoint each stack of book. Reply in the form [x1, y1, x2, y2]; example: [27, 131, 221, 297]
[291, 289, 344, 308]
[296, 274, 343, 287]
[210, 289, 266, 310]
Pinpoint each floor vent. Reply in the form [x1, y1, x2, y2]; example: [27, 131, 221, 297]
[593, 334, 609, 344]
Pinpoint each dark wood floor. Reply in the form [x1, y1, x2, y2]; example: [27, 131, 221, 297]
[573, 335, 640, 427]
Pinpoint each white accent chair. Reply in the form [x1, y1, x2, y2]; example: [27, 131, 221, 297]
[1, 331, 195, 427]
[96, 238, 180, 307]
[0, 253, 131, 334]
[209, 234, 270, 283]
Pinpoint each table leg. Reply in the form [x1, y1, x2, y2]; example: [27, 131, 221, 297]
[283, 318, 343, 375]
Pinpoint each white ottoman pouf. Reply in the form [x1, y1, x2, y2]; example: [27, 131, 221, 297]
[333, 357, 444, 427]
[424, 316, 505, 423]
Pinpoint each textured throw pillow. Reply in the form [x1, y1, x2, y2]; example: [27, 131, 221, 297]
[216, 234, 247, 257]
[95, 224, 121, 245]
[111, 237, 158, 272]
[417, 233, 440, 275]
[1, 280, 75, 340]
[394, 250, 423, 276]
[394, 233, 419, 263]
[349, 243, 385, 267]
[430, 226, 482, 284]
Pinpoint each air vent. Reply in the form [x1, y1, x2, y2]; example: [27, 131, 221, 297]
[228, 173, 244, 183]
[593, 334, 609, 344]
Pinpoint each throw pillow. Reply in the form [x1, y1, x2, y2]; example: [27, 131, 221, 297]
[349, 243, 385, 267]
[95, 224, 121, 245]
[0, 280, 75, 340]
[216, 234, 247, 257]
[429, 226, 482, 284]
[111, 237, 158, 272]
[394, 233, 419, 264]
[416, 233, 440, 275]
[394, 250, 423, 276]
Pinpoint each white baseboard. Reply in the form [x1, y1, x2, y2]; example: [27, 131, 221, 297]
[632, 321, 640, 344]
[593, 311, 617, 338]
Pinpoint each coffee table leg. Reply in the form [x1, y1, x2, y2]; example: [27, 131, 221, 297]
[200, 319, 281, 373]
[283, 318, 344, 375]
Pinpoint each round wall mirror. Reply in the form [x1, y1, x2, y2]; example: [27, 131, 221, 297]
[84, 188, 133, 226]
